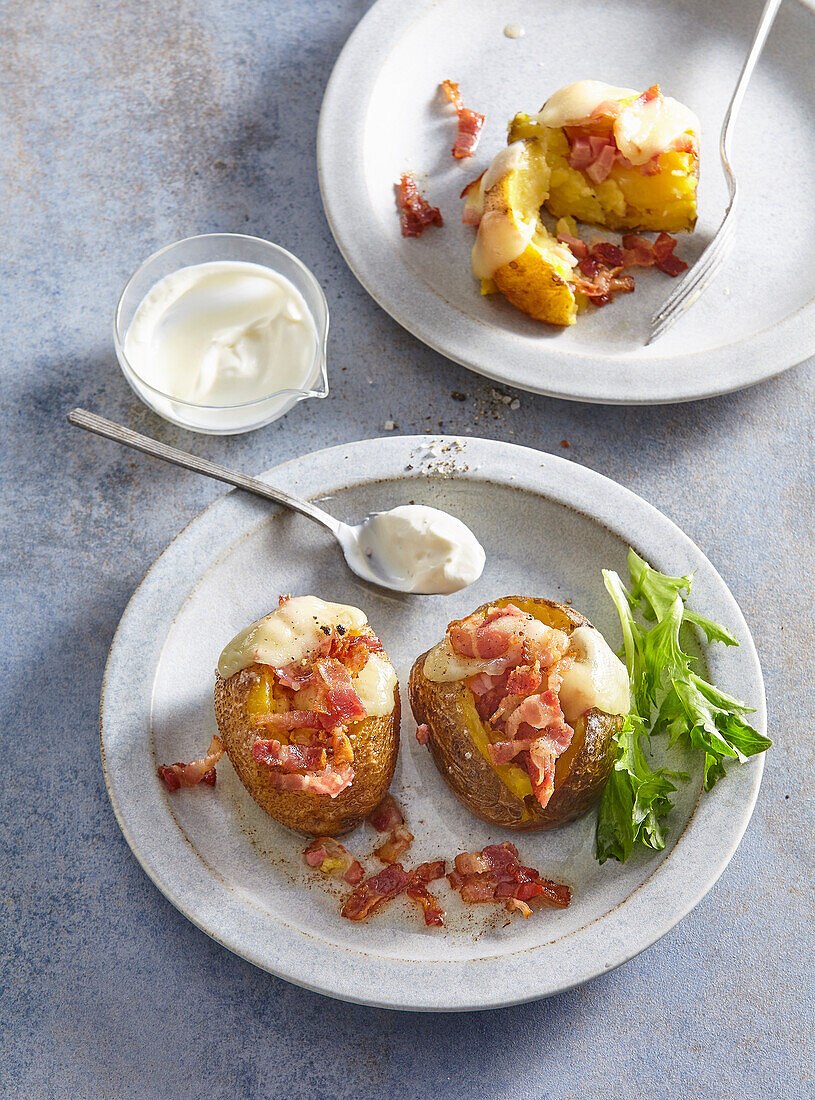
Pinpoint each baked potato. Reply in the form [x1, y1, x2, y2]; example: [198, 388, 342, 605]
[214, 596, 400, 836]
[409, 597, 629, 831]
[471, 139, 578, 326]
[509, 80, 699, 234]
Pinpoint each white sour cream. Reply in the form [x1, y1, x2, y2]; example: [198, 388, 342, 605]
[357, 505, 485, 595]
[124, 260, 318, 407]
[216, 596, 397, 716]
[538, 79, 699, 166]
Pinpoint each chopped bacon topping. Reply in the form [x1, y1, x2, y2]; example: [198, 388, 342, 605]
[397, 174, 443, 238]
[158, 735, 225, 792]
[449, 602, 527, 660]
[341, 863, 413, 921]
[374, 824, 415, 865]
[448, 842, 570, 914]
[303, 836, 364, 885]
[441, 79, 485, 158]
[262, 761, 354, 797]
[252, 739, 326, 772]
[341, 860, 447, 924]
[556, 230, 688, 306]
[415, 722, 430, 745]
[368, 793, 404, 832]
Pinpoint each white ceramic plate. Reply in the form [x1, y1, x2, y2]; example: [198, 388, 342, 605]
[317, 0, 815, 403]
[101, 437, 766, 1010]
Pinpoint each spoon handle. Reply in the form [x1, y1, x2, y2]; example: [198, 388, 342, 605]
[67, 408, 342, 535]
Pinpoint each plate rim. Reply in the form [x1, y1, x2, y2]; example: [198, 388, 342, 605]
[100, 435, 766, 1010]
[316, 0, 815, 405]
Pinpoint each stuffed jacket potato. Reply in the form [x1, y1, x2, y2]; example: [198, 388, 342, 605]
[409, 597, 629, 831]
[465, 79, 698, 324]
[214, 595, 400, 836]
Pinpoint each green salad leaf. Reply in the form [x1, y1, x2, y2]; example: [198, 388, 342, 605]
[595, 549, 770, 863]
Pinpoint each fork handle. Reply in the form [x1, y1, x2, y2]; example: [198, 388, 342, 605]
[67, 408, 342, 536]
[721, 0, 784, 174]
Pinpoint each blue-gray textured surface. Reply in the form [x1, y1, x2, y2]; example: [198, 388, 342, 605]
[1, 1, 813, 1097]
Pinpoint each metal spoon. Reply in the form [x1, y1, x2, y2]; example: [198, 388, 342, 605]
[67, 408, 469, 594]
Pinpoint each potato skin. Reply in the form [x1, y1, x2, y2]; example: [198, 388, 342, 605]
[409, 597, 622, 832]
[214, 665, 400, 837]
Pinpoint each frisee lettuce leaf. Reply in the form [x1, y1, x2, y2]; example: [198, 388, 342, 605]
[596, 550, 770, 863]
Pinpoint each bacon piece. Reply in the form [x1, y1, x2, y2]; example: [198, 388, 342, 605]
[264, 761, 354, 797]
[312, 658, 367, 724]
[506, 897, 532, 918]
[440, 79, 485, 158]
[397, 174, 443, 238]
[341, 863, 412, 921]
[585, 142, 617, 183]
[303, 836, 364, 885]
[592, 241, 624, 268]
[449, 603, 526, 659]
[448, 842, 570, 913]
[252, 739, 326, 771]
[657, 252, 688, 277]
[568, 134, 594, 170]
[415, 723, 430, 745]
[505, 689, 570, 738]
[557, 232, 589, 260]
[525, 741, 557, 808]
[506, 662, 542, 697]
[635, 83, 661, 106]
[252, 708, 332, 732]
[485, 737, 540, 765]
[406, 882, 445, 926]
[158, 735, 225, 791]
[329, 631, 384, 673]
[374, 825, 414, 865]
[368, 793, 404, 832]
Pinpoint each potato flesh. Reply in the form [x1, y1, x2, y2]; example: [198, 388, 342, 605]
[509, 114, 698, 233]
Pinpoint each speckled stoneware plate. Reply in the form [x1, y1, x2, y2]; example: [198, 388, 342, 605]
[317, 0, 815, 404]
[100, 437, 766, 1010]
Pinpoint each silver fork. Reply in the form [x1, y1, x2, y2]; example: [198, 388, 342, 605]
[648, 0, 784, 344]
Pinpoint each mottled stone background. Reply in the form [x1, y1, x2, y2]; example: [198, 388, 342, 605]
[2, 1, 812, 1097]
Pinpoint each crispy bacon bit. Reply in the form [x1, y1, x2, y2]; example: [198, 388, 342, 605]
[369, 793, 404, 832]
[341, 862, 413, 921]
[374, 825, 415, 865]
[449, 603, 527, 660]
[441, 79, 485, 158]
[341, 860, 446, 924]
[252, 739, 326, 772]
[253, 708, 333, 732]
[304, 837, 364, 885]
[506, 663, 542, 697]
[158, 735, 225, 792]
[448, 842, 570, 913]
[264, 761, 354, 797]
[416, 723, 430, 745]
[397, 174, 443, 238]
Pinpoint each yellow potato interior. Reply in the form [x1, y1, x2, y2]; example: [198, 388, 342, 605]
[509, 113, 697, 233]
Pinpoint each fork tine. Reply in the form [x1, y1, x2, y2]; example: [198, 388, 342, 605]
[647, 219, 736, 342]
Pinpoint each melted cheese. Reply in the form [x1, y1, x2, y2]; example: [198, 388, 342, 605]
[472, 209, 535, 280]
[352, 652, 398, 717]
[538, 79, 699, 167]
[471, 142, 536, 280]
[217, 596, 368, 679]
[539, 80, 638, 127]
[559, 626, 630, 722]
